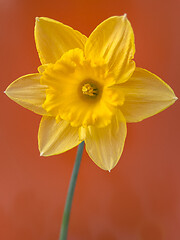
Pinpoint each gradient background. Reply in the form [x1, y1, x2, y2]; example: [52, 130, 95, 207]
[1, 0, 180, 239]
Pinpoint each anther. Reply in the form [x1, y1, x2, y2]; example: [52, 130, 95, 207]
[82, 83, 98, 97]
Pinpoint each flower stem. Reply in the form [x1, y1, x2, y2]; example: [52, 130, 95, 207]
[59, 141, 84, 240]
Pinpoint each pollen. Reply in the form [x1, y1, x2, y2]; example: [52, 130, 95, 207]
[82, 83, 98, 97]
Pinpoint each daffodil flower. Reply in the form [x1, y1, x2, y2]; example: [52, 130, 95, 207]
[5, 15, 177, 171]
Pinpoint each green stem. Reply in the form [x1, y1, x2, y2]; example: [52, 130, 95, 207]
[59, 141, 84, 240]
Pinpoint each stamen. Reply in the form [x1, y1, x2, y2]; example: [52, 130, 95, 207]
[82, 83, 98, 97]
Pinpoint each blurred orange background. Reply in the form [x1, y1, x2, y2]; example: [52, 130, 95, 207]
[1, 0, 180, 239]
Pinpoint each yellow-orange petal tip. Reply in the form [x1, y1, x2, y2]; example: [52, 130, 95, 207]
[123, 13, 127, 19]
[40, 152, 44, 156]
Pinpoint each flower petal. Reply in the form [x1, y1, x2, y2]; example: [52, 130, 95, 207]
[38, 116, 81, 156]
[85, 15, 135, 83]
[35, 17, 87, 64]
[119, 68, 177, 122]
[5, 73, 47, 115]
[38, 64, 51, 73]
[85, 111, 127, 171]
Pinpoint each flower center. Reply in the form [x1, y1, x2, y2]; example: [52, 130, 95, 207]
[79, 79, 102, 102]
[82, 83, 98, 97]
[41, 48, 119, 128]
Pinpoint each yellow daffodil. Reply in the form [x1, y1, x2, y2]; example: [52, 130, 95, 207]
[5, 15, 177, 171]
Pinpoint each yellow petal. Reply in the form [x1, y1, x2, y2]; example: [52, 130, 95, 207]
[119, 68, 177, 122]
[85, 111, 127, 171]
[38, 64, 51, 73]
[79, 127, 86, 141]
[85, 15, 135, 83]
[38, 116, 81, 156]
[5, 73, 47, 115]
[35, 17, 87, 64]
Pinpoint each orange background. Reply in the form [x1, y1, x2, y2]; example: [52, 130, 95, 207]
[1, 0, 180, 239]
